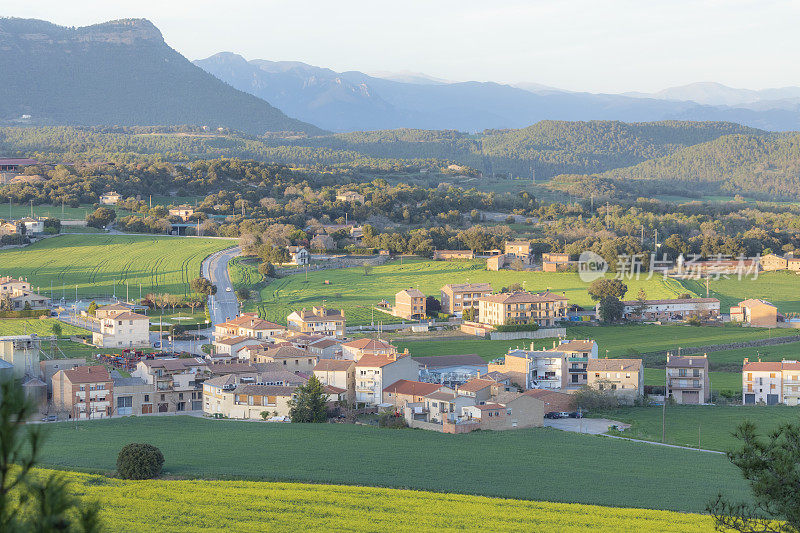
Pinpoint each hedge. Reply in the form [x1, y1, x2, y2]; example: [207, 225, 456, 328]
[494, 323, 540, 333]
[0, 310, 51, 319]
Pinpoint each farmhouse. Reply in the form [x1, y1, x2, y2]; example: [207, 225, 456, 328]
[394, 288, 426, 320]
[287, 246, 310, 265]
[99, 191, 122, 205]
[336, 191, 365, 204]
[504, 240, 533, 264]
[621, 298, 720, 322]
[586, 358, 644, 404]
[287, 306, 346, 338]
[666, 354, 711, 404]
[742, 359, 800, 406]
[168, 205, 195, 221]
[730, 299, 781, 327]
[432, 250, 475, 261]
[52, 365, 113, 419]
[477, 291, 568, 327]
[542, 252, 572, 272]
[440, 283, 492, 315]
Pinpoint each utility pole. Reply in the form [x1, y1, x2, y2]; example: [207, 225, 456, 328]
[641, 225, 644, 245]
[654, 229, 659, 251]
[605, 202, 610, 228]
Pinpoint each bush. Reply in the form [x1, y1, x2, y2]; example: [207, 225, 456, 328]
[116, 443, 164, 480]
[494, 323, 540, 333]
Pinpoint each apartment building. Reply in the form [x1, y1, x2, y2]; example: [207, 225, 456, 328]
[486, 340, 598, 391]
[394, 288, 426, 320]
[586, 358, 644, 404]
[550, 339, 599, 388]
[666, 354, 711, 404]
[621, 298, 720, 321]
[249, 345, 319, 372]
[354, 354, 420, 405]
[440, 283, 492, 315]
[52, 365, 113, 419]
[742, 359, 800, 406]
[92, 308, 150, 348]
[314, 359, 356, 402]
[287, 306, 346, 338]
[477, 291, 568, 327]
[132, 358, 208, 413]
[341, 338, 398, 361]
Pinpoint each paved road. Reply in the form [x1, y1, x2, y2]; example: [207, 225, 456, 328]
[202, 246, 241, 327]
[544, 418, 630, 435]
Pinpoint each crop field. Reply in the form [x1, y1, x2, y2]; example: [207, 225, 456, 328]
[0, 318, 88, 336]
[39, 469, 715, 532]
[603, 405, 800, 451]
[247, 258, 692, 326]
[0, 234, 232, 298]
[37, 416, 748, 513]
[681, 270, 800, 314]
[393, 323, 798, 361]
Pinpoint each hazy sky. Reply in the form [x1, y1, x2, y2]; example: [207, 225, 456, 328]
[4, 0, 799, 93]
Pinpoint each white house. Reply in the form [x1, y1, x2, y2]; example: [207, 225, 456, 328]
[92, 310, 150, 348]
[354, 354, 420, 405]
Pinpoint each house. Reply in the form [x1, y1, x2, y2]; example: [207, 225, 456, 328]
[522, 389, 575, 413]
[307, 336, 343, 359]
[212, 336, 263, 359]
[422, 391, 476, 423]
[382, 379, 450, 408]
[52, 365, 113, 419]
[394, 288, 426, 320]
[288, 246, 310, 265]
[40, 358, 85, 399]
[760, 253, 789, 271]
[112, 375, 152, 416]
[552, 339, 599, 388]
[336, 191, 365, 204]
[504, 240, 533, 266]
[92, 310, 150, 348]
[666, 354, 711, 404]
[586, 358, 644, 404]
[355, 353, 420, 405]
[486, 340, 598, 391]
[341, 338, 398, 361]
[788, 258, 800, 272]
[440, 283, 492, 315]
[742, 359, 800, 406]
[413, 354, 488, 386]
[432, 250, 475, 261]
[457, 377, 506, 403]
[249, 345, 319, 372]
[486, 254, 507, 271]
[314, 359, 356, 402]
[99, 191, 122, 205]
[0, 335, 40, 378]
[461, 394, 544, 431]
[477, 291, 569, 327]
[621, 298, 720, 322]
[205, 379, 342, 420]
[203, 370, 309, 416]
[168, 205, 195, 221]
[19, 217, 44, 235]
[730, 299, 780, 327]
[132, 358, 208, 413]
[0, 276, 50, 310]
[287, 306, 346, 338]
[214, 314, 286, 342]
[542, 252, 572, 272]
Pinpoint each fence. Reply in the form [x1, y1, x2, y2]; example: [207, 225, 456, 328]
[489, 327, 567, 341]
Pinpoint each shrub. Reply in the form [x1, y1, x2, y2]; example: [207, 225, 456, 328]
[116, 443, 164, 480]
[494, 323, 540, 333]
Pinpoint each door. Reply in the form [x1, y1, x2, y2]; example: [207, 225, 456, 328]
[744, 394, 755, 405]
[681, 391, 700, 404]
[141, 404, 153, 414]
[767, 394, 779, 406]
[158, 403, 168, 413]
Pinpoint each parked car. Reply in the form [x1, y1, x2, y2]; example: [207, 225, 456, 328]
[41, 415, 58, 422]
[153, 341, 162, 348]
[544, 411, 561, 419]
[226, 287, 232, 292]
[568, 411, 584, 419]
[558, 412, 571, 418]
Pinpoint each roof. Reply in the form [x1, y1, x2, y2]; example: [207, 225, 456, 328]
[355, 354, 402, 368]
[204, 374, 240, 388]
[220, 315, 285, 330]
[207, 362, 258, 374]
[477, 291, 568, 304]
[587, 358, 643, 373]
[324, 385, 347, 395]
[61, 365, 111, 383]
[621, 298, 720, 306]
[737, 299, 778, 309]
[549, 340, 596, 353]
[481, 371, 511, 382]
[309, 338, 341, 349]
[289, 307, 345, 322]
[97, 303, 131, 311]
[470, 403, 505, 411]
[215, 335, 256, 346]
[412, 354, 487, 368]
[522, 389, 574, 411]
[442, 283, 492, 292]
[0, 359, 13, 370]
[425, 391, 458, 402]
[142, 358, 207, 372]
[104, 311, 148, 321]
[458, 378, 497, 393]
[258, 345, 312, 359]
[666, 355, 708, 368]
[314, 359, 354, 372]
[0, 158, 38, 165]
[234, 384, 295, 396]
[743, 360, 800, 372]
[382, 379, 442, 396]
[341, 338, 395, 351]
[112, 376, 147, 387]
[397, 288, 425, 298]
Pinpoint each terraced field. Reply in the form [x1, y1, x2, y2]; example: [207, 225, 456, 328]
[0, 234, 233, 299]
[48, 469, 715, 532]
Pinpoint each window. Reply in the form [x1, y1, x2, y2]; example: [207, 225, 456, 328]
[79, 385, 85, 391]
[625, 373, 630, 379]
[611, 384, 617, 390]
[679, 369, 687, 377]
[144, 394, 150, 402]
[693, 369, 700, 377]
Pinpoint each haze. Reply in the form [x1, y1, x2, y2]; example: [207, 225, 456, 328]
[3, 0, 800, 93]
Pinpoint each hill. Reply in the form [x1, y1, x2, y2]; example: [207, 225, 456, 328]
[196, 52, 800, 133]
[0, 18, 323, 136]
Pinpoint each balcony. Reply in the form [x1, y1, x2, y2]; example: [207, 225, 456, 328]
[568, 367, 586, 373]
[568, 357, 588, 363]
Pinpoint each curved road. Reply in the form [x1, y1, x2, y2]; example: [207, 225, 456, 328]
[202, 246, 241, 327]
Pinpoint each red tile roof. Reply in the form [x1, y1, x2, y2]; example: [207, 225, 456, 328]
[62, 365, 111, 384]
[382, 379, 442, 396]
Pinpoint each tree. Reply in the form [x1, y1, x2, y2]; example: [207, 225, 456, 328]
[0, 377, 101, 531]
[588, 278, 628, 301]
[363, 265, 373, 276]
[462, 306, 478, 321]
[633, 288, 648, 317]
[190, 277, 216, 296]
[258, 261, 275, 278]
[85, 207, 116, 228]
[86, 301, 98, 316]
[116, 443, 164, 480]
[51, 322, 63, 337]
[288, 375, 328, 423]
[426, 296, 441, 315]
[598, 296, 624, 323]
[707, 422, 800, 532]
[235, 288, 249, 301]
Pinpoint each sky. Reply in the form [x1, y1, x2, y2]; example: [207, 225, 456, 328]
[3, 0, 799, 93]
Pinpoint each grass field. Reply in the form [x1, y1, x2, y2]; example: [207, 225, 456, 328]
[393, 323, 799, 361]
[643, 368, 742, 392]
[0, 203, 138, 221]
[247, 258, 692, 326]
[37, 416, 748, 513]
[682, 271, 800, 314]
[41, 469, 715, 532]
[698, 341, 800, 367]
[604, 405, 800, 451]
[0, 234, 233, 299]
[0, 318, 88, 337]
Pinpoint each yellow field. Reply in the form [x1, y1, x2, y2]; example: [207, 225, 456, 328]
[51, 470, 715, 532]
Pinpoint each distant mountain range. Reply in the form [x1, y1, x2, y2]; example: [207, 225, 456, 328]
[0, 18, 323, 135]
[196, 52, 800, 133]
[626, 82, 800, 107]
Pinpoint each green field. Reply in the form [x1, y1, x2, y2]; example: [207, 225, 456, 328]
[0, 202, 138, 221]
[393, 323, 799, 361]
[46, 469, 716, 532]
[37, 416, 748, 513]
[248, 258, 691, 326]
[643, 368, 742, 392]
[0, 318, 88, 337]
[682, 270, 800, 314]
[604, 405, 800, 451]
[698, 341, 800, 368]
[0, 234, 233, 298]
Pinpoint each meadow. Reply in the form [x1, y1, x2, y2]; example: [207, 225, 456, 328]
[248, 258, 692, 326]
[37, 416, 749, 513]
[0, 318, 87, 337]
[681, 270, 800, 314]
[603, 405, 800, 451]
[392, 323, 799, 360]
[0, 234, 233, 298]
[46, 469, 716, 532]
